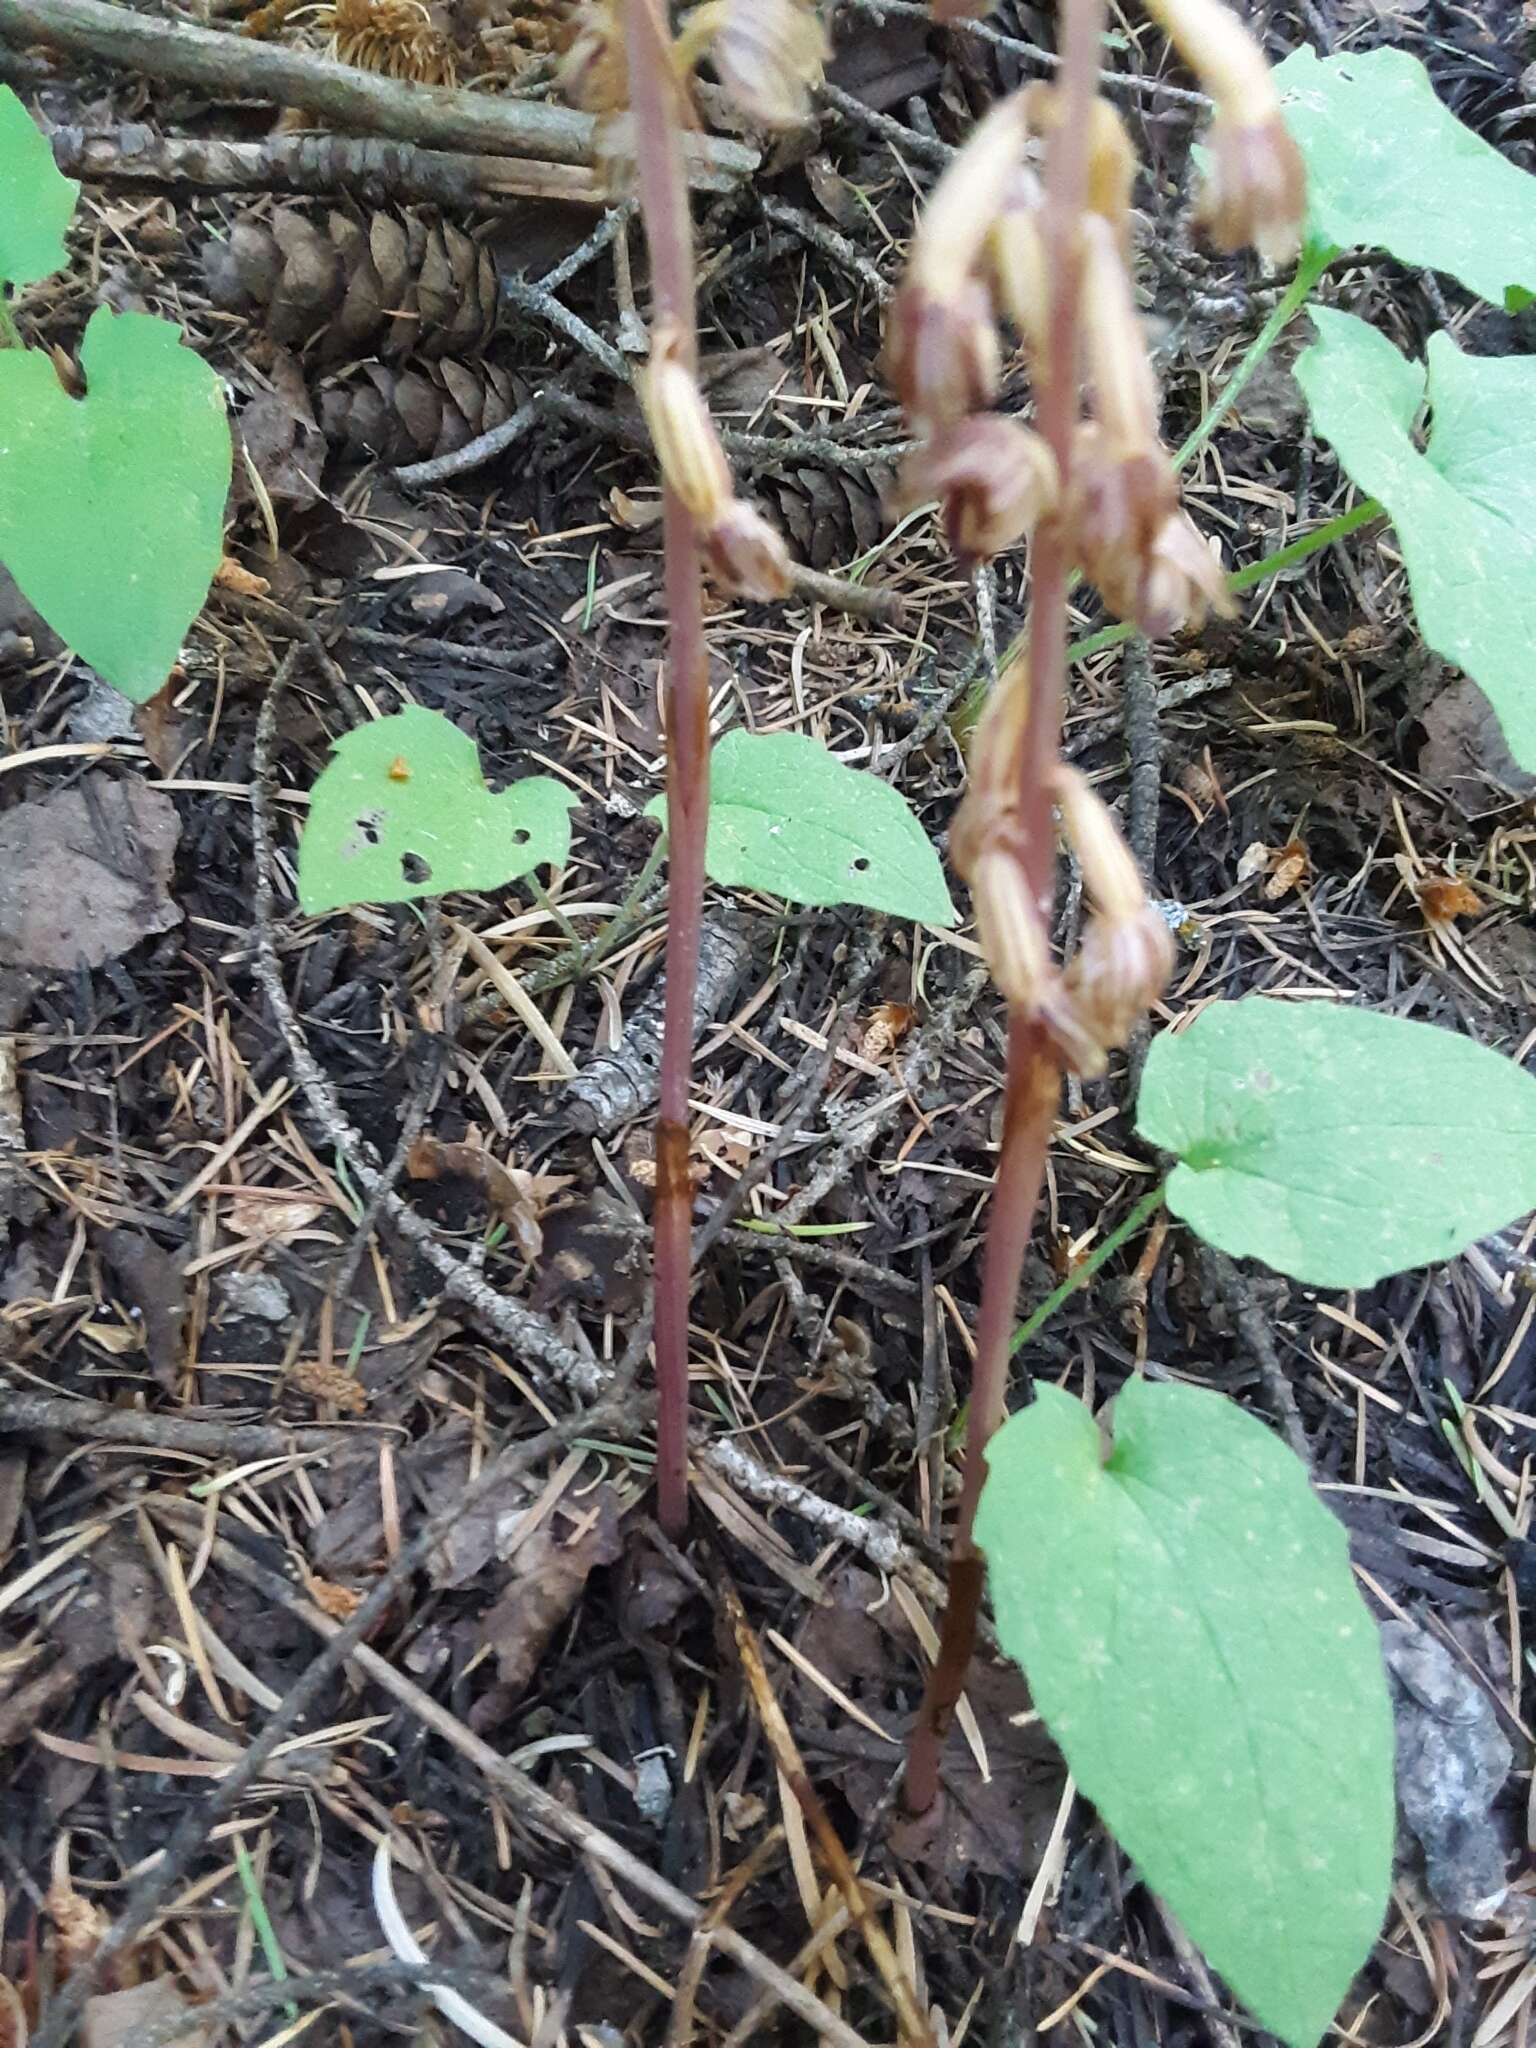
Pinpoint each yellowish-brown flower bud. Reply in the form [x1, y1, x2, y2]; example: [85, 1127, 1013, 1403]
[559, 0, 628, 114]
[1068, 422, 1179, 628]
[886, 91, 1034, 431]
[1081, 215, 1160, 450]
[1053, 765, 1146, 922]
[674, 0, 829, 129]
[971, 843, 1055, 1010]
[640, 321, 735, 527]
[986, 170, 1048, 356]
[1200, 113, 1307, 265]
[705, 499, 795, 601]
[902, 416, 1059, 565]
[1041, 765, 1172, 1073]
[1141, 0, 1305, 263]
[1141, 509, 1235, 636]
[1022, 85, 1136, 242]
[1047, 906, 1175, 1075]
[641, 320, 795, 599]
[951, 648, 1033, 873]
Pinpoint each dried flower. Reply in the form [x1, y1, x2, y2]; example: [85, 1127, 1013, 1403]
[705, 499, 795, 600]
[1141, 0, 1306, 262]
[1069, 422, 1178, 627]
[1199, 112, 1307, 264]
[640, 321, 736, 527]
[1140, 508, 1235, 635]
[903, 415, 1059, 565]
[1046, 904, 1174, 1074]
[970, 842, 1055, 1009]
[640, 320, 795, 599]
[885, 276, 1002, 440]
[559, 0, 628, 113]
[675, 0, 829, 129]
[1042, 765, 1173, 1073]
[326, 0, 456, 85]
[1067, 218, 1202, 634]
[885, 91, 1035, 430]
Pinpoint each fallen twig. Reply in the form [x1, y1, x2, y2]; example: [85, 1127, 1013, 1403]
[47, 123, 609, 207]
[150, 1502, 878, 2048]
[0, 0, 757, 179]
[0, 1385, 361, 1459]
[28, 1380, 642, 2048]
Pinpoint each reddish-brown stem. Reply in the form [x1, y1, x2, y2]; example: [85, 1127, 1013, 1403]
[904, 0, 1108, 1814]
[623, 0, 710, 1536]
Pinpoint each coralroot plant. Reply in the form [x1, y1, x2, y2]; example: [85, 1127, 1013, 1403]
[567, 0, 823, 1534]
[887, 0, 1304, 1809]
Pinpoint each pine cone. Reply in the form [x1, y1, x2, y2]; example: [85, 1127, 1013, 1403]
[204, 207, 499, 363]
[319, 357, 522, 462]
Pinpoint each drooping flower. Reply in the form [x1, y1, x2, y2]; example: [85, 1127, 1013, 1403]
[885, 91, 1035, 432]
[640, 320, 794, 599]
[1142, 0, 1306, 263]
[902, 415, 1059, 565]
[675, 0, 829, 129]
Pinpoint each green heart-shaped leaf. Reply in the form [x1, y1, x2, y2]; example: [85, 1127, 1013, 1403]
[1293, 309, 1536, 771]
[298, 706, 577, 913]
[1136, 996, 1536, 1287]
[645, 728, 956, 926]
[0, 83, 79, 289]
[978, 1378, 1394, 2048]
[0, 307, 231, 699]
[1276, 46, 1536, 309]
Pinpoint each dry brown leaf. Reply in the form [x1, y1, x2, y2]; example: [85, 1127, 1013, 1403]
[860, 1001, 916, 1061]
[213, 556, 271, 598]
[476, 1485, 622, 1702]
[1264, 839, 1311, 900]
[83, 1980, 210, 2048]
[407, 1133, 573, 1259]
[1417, 873, 1484, 926]
[47, 1842, 108, 1976]
[289, 1359, 369, 1414]
[306, 1573, 364, 1620]
[1238, 837, 1310, 899]
[0, 776, 180, 972]
[224, 1190, 327, 1243]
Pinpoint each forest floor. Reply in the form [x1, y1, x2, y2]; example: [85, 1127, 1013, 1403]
[0, 1, 1534, 2043]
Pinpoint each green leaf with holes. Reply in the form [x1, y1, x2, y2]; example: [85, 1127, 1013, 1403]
[978, 1377, 1393, 2048]
[0, 83, 79, 289]
[298, 706, 577, 913]
[1295, 309, 1536, 769]
[1136, 997, 1536, 1288]
[0, 307, 230, 698]
[645, 729, 955, 925]
[1276, 46, 1536, 308]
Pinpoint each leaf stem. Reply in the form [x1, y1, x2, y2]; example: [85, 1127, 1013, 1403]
[623, 0, 708, 1538]
[1174, 238, 1333, 467]
[1062, 495, 1384, 664]
[1009, 1183, 1167, 1356]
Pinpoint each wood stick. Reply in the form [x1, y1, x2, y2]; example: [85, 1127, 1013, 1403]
[0, 0, 757, 181]
[47, 123, 615, 207]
